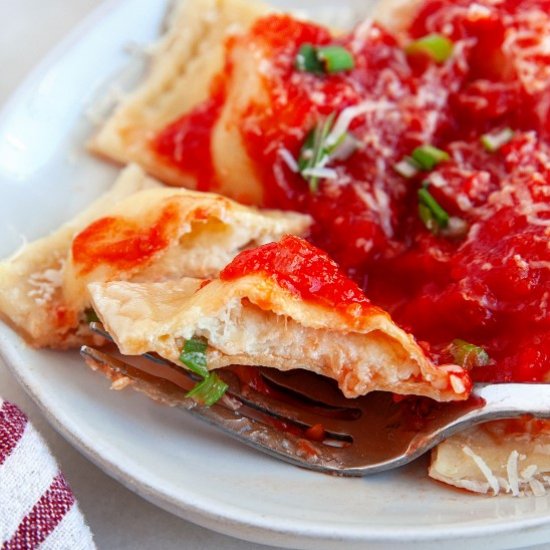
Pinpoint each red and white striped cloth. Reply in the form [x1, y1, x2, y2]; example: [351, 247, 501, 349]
[0, 398, 95, 549]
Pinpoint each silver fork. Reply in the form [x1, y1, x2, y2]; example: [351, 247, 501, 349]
[81, 325, 550, 476]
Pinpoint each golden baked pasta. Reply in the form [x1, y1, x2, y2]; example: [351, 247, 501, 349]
[0, 165, 310, 348]
[429, 419, 550, 497]
[0, 165, 160, 348]
[88, 236, 471, 401]
[90, 0, 271, 204]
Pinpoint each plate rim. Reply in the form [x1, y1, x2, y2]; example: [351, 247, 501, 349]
[5, 332, 550, 549]
[0, 0, 129, 132]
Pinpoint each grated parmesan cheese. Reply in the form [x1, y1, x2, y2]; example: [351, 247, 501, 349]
[521, 464, 538, 480]
[278, 148, 299, 173]
[503, 9, 550, 93]
[449, 374, 466, 394]
[467, 3, 492, 20]
[325, 101, 394, 149]
[85, 84, 126, 126]
[463, 445, 500, 495]
[529, 477, 547, 497]
[507, 450, 520, 496]
[27, 261, 65, 307]
[373, 183, 393, 238]
[353, 184, 379, 213]
[301, 167, 338, 180]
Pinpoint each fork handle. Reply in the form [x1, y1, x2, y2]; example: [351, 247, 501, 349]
[473, 383, 550, 421]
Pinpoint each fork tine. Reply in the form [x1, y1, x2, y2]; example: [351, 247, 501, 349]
[221, 370, 357, 439]
[85, 327, 489, 475]
[85, 324, 429, 472]
[81, 345, 196, 398]
[88, 322, 355, 437]
[90, 322, 170, 367]
[80, 345, 354, 474]
[89, 321, 111, 340]
[83, 344, 550, 477]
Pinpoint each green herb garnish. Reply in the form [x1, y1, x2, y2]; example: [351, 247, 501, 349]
[412, 145, 450, 171]
[84, 308, 100, 324]
[180, 337, 227, 406]
[180, 337, 208, 378]
[418, 186, 449, 233]
[295, 44, 323, 73]
[298, 113, 338, 193]
[296, 44, 354, 74]
[317, 46, 355, 73]
[186, 373, 229, 407]
[450, 339, 490, 369]
[406, 33, 454, 64]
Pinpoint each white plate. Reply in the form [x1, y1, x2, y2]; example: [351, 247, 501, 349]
[1, 1, 550, 548]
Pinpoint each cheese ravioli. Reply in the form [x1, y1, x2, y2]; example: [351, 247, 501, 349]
[88, 236, 471, 401]
[0, 166, 310, 348]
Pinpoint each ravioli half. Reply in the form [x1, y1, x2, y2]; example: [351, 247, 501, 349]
[90, 0, 427, 207]
[88, 236, 471, 401]
[0, 166, 310, 348]
[0, 165, 160, 348]
[429, 419, 550, 496]
[89, 0, 270, 203]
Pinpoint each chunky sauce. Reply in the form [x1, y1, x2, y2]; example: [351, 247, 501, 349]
[221, 235, 372, 316]
[151, 0, 550, 383]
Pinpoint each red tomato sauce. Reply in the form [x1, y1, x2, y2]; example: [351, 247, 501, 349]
[72, 202, 180, 274]
[220, 235, 372, 317]
[153, 93, 224, 192]
[151, 1, 550, 384]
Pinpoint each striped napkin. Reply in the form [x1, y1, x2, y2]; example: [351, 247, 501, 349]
[0, 399, 96, 549]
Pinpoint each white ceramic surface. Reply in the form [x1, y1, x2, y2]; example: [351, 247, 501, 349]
[1, 1, 549, 548]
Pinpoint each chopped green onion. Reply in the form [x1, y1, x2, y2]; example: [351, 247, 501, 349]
[406, 33, 454, 64]
[317, 46, 355, 73]
[418, 202, 436, 233]
[394, 157, 421, 178]
[450, 339, 490, 370]
[186, 373, 228, 406]
[297, 110, 361, 192]
[180, 337, 208, 378]
[298, 113, 337, 193]
[298, 130, 316, 172]
[418, 187, 449, 232]
[412, 145, 450, 171]
[180, 337, 228, 405]
[295, 44, 354, 74]
[481, 128, 515, 152]
[295, 44, 323, 74]
[84, 308, 100, 324]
